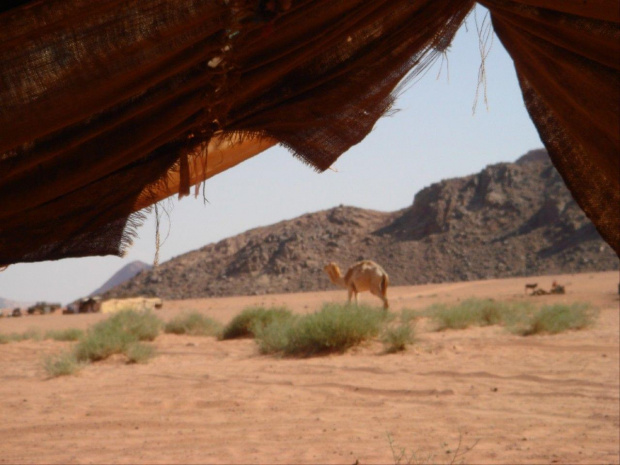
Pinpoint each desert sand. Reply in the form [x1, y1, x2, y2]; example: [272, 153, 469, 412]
[0, 271, 618, 464]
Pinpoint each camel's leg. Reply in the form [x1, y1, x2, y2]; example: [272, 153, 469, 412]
[347, 288, 354, 306]
[348, 284, 359, 307]
[369, 289, 388, 309]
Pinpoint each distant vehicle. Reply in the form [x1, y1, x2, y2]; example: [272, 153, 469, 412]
[27, 302, 61, 315]
[100, 297, 163, 313]
[63, 304, 77, 315]
[77, 296, 102, 313]
[64, 296, 163, 315]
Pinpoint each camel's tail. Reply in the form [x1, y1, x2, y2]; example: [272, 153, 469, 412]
[380, 274, 389, 297]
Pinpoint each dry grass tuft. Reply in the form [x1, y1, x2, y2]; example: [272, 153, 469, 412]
[165, 312, 222, 337]
[43, 351, 84, 377]
[220, 306, 293, 340]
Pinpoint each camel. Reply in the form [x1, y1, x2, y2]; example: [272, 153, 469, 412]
[324, 260, 389, 309]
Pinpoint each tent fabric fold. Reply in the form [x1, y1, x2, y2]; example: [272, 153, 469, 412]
[0, 0, 618, 266]
[480, 0, 619, 255]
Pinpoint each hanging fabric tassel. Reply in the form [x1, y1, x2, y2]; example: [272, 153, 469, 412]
[178, 151, 190, 199]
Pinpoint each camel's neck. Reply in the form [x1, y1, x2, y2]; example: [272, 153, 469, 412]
[327, 269, 347, 288]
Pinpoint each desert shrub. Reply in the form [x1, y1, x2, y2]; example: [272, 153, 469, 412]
[164, 312, 222, 337]
[427, 302, 474, 330]
[426, 299, 534, 331]
[43, 351, 83, 377]
[23, 328, 44, 341]
[45, 328, 84, 341]
[387, 432, 478, 465]
[382, 324, 416, 354]
[0, 333, 23, 344]
[399, 308, 421, 326]
[256, 304, 387, 357]
[381, 309, 418, 353]
[5, 328, 44, 342]
[253, 316, 299, 355]
[424, 299, 596, 337]
[73, 310, 160, 363]
[429, 299, 502, 330]
[387, 432, 434, 465]
[0, 330, 45, 343]
[125, 342, 156, 364]
[106, 309, 162, 341]
[220, 306, 293, 340]
[74, 321, 136, 362]
[0, 330, 42, 343]
[517, 303, 596, 336]
[496, 301, 536, 327]
[283, 303, 387, 356]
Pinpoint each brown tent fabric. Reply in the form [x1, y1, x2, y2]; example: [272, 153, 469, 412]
[479, 0, 620, 257]
[0, 0, 618, 267]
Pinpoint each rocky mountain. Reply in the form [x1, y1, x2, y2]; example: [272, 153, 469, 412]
[91, 260, 152, 296]
[105, 149, 618, 300]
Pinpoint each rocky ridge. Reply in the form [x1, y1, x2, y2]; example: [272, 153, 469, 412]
[105, 149, 618, 300]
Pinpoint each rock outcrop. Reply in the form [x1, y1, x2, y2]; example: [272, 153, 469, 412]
[104, 149, 618, 300]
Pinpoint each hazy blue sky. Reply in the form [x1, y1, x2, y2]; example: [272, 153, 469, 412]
[0, 7, 544, 305]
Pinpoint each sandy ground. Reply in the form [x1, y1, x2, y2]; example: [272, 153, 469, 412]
[0, 271, 618, 464]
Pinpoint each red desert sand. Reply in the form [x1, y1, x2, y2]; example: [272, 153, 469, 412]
[1, 271, 618, 464]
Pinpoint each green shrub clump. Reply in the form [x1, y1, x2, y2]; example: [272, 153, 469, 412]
[380, 309, 418, 354]
[428, 299, 510, 330]
[1, 329, 43, 342]
[74, 310, 161, 362]
[220, 306, 293, 340]
[43, 351, 84, 377]
[108, 309, 161, 341]
[255, 304, 387, 357]
[518, 303, 596, 336]
[426, 299, 537, 331]
[124, 342, 156, 364]
[164, 312, 223, 336]
[38, 310, 160, 375]
[45, 328, 84, 341]
[382, 325, 414, 354]
[424, 299, 596, 337]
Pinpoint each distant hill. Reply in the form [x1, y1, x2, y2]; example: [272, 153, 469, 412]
[0, 297, 33, 309]
[104, 149, 618, 300]
[91, 260, 152, 296]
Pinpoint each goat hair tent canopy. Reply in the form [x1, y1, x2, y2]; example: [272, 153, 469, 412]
[0, 0, 618, 266]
